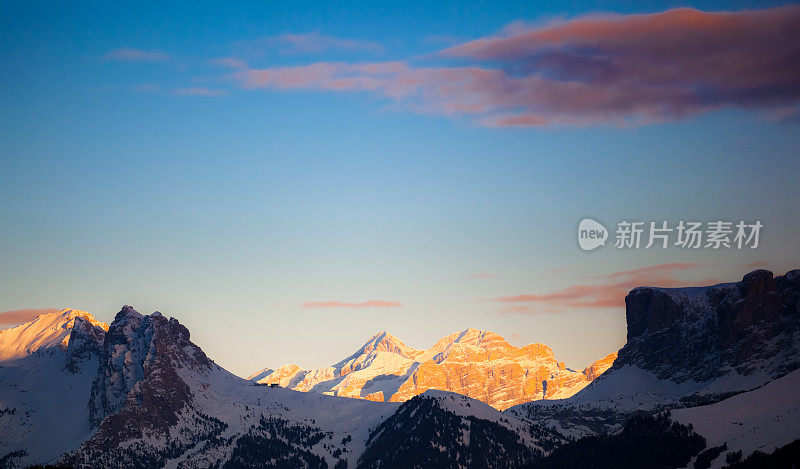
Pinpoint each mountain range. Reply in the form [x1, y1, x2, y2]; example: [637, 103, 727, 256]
[0, 268, 798, 468]
[247, 328, 617, 410]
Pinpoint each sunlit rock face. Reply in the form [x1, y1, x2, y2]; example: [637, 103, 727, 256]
[250, 328, 616, 410]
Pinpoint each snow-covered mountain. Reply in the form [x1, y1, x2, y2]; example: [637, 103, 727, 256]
[0, 308, 108, 362]
[0, 306, 569, 468]
[0, 309, 109, 466]
[248, 329, 616, 410]
[2, 268, 800, 468]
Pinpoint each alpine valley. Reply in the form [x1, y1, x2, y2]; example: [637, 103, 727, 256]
[1, 268, 799, 468]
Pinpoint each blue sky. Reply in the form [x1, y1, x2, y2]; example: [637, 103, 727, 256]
[1, 0, 799, 376]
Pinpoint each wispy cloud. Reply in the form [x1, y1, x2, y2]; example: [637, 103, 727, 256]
[0, 308, 60, 327]
[133, 83, 160, 93]
[421, 34, 465, 46]
[257, 32, 384, 55]
[743, 260, 767, 269]
[538, 265, 575, 276]
[301, 300, 403, 309]
[227, 6, 800, 126]
[466, 272, 496, 279]
[494, 263, 717, 314]
[173, 87, 228, 97]
[210, 57, 248, 69]
[103, 48, 170, 62]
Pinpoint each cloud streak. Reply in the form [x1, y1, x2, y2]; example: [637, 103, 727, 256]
[229, 6, 800, 126]
[301, 300, 403, 309]
[257, 32, 384, 55]
[103, 48, 170, 62]
[466, 272, 496, 279]
[0, 308, 60, 326]
[494, 263, 717, 313]
[173, 87, 228, 97]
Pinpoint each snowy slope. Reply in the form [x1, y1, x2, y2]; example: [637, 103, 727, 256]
[672, 367, 800, 466]
[166, 365, 399, 468]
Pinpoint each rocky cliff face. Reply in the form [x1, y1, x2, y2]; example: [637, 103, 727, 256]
[615, 269, 800, 385]
[65, 315, 107, 373]
[64, 306, 225, 467]
[251, 328, 616, 410]
[88, 306, 214, 428]
[508, 268, 800, 455]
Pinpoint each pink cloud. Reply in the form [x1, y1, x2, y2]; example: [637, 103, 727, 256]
[259, 32, 384, 55]
[228, 6, 800, 126]
[103, 48, 170, 62]
[210, 57, 248, 69]
[301, 300, 403, 309]
[483, 113, 548, 127]
[539, 265, 575, 276]
[495, 263, 717, 313]
[466, 272, 496, 279]
[0, 308, 60, 327]
[173, 87, 228, 97]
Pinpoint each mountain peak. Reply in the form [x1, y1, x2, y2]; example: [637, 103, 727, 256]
[114, 305, 142, 321]
[442, 328, 511, 350]
[358, 330, 416, 356]
[367, 330, 392, 341]
[0, 308, 108, 362]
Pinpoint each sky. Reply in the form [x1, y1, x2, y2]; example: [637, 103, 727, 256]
[1, 0, 799, 377]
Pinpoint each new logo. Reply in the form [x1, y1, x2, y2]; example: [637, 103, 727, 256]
[578, 218, 608, 251]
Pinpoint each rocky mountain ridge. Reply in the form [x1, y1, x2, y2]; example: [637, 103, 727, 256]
[249, 328, 616, 410]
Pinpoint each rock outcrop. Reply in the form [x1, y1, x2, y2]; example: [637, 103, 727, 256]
[88, 306, 215, 429]
[615, 269, 800, 384]
[65, 315, 107, 373]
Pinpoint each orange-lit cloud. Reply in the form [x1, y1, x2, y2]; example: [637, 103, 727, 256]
[230, 6, 800, 126]
[0, 308, 60, 327]
[495, 263, 717, 313]
[301, 300, 403, 309]
[103, 48, 170, 62]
